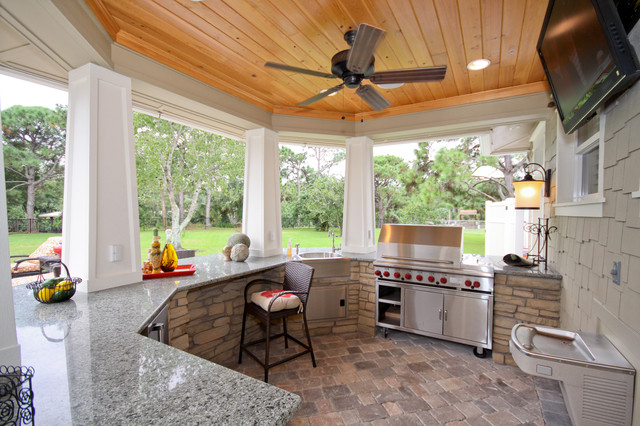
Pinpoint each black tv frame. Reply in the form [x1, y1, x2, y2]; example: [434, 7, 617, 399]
[538, 0, 640, 134]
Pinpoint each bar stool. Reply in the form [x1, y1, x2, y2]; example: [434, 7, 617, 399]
[238, 261, 316, 382]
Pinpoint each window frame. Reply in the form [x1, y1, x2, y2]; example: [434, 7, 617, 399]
[553, 111, 606, 217]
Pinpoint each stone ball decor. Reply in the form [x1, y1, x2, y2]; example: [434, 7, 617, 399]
[222, 245, 232, 261]
[230, 243, 249, 262]
[227, 233, 251, 249]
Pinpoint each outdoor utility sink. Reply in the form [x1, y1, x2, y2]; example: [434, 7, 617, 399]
[510, 323, 636, 425]
[296, 252, 343, 259]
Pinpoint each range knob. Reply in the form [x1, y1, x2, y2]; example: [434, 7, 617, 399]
[428, 276, 435, 282]
[416, 274, 423, 281]
[440, 277, 448, 284]
[473, 281, 481, 288]
[375, 270, 381, 276]
[465, 280, 472, 287]
[383, 271, 390, 277]
[404, 273, 412, 280]
[393, 272, 401, 278]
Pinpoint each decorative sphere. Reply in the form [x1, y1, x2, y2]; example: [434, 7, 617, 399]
[222, 245, 232, 261]
[230, 244, 249, 262]
[227, 233, 251, 249]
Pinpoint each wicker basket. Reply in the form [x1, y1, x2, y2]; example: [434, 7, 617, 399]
[26, 262, 82, 304]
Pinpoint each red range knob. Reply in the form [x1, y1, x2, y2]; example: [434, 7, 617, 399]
[465, 280, 472, 287]
[428, 276, 435, 282]
[404, 273, 412, 280]
[416, 275, 423, 281]
[473, 281, 481, 288]
[393, 272, 401, 278]
[383, 271, 390, 277]
[440, 277, 448, 284]
[375, 270, 381, 276]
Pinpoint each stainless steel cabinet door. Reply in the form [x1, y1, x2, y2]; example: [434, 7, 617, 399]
[443, 293, 489, 344]
[404, 288, 443, 335]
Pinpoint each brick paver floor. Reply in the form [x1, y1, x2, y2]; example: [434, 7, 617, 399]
[229, 330, 570, 425]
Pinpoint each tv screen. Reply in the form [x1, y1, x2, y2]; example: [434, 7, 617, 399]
[538, 0, 640, 134]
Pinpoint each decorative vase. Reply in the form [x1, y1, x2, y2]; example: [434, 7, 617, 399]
[149, 228, 162, 273]
[161, 243, 178, 272]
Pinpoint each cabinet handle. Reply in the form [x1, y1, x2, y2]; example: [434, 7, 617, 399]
[148, 322, 166, 344]
[438, 308, 442, 320]
[444, 310, 448, 321]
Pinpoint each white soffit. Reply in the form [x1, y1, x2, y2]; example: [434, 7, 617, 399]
[482, 122, 538, 156]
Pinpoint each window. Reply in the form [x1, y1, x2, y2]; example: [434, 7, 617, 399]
[554, 110, 605, 217]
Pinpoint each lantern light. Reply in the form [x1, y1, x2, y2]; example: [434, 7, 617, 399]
[513, 163, 551, 210]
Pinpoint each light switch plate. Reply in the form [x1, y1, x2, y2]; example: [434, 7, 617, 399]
[109, 244, 123, 262]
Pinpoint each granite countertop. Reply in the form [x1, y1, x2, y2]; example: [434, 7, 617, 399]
[487, 255, 563, 279]
[12, 253, 299, 425]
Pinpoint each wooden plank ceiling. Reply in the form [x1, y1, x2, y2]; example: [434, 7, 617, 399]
[84, 0, 550, 120]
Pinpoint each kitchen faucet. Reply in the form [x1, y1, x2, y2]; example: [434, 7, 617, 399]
[329, 230, 341, 253]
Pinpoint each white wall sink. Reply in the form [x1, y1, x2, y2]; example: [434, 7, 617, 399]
[510, 323, 635, 426]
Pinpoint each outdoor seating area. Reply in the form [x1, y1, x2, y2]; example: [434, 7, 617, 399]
[10, 236, 62, 285]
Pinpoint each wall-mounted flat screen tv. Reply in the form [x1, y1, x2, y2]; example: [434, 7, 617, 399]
[538, 0, 640, 134]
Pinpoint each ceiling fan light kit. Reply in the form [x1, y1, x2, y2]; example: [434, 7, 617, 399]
[264, 23, 447, 112]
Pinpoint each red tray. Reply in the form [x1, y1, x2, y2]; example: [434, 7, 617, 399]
[142, 264, 196, 280]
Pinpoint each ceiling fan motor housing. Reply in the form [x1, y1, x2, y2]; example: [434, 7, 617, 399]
[331, 50, 374, 88]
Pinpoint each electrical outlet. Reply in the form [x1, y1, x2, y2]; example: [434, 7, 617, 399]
[611, 260, 621, 285]
[109, 244, 123, 262]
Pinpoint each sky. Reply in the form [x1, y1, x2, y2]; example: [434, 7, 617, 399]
[0, 74, 68, 111]
[0, 73, 457, 167]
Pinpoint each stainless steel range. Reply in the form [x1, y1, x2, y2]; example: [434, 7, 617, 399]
[373, 224, 494, 357]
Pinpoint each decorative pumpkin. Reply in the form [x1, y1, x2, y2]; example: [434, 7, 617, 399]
[227, 233, 251, 249]
[230, 243, 249, 262]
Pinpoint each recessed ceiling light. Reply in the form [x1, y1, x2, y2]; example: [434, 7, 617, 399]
[376, 83, 405, 89]
[467, 59, 491, 70]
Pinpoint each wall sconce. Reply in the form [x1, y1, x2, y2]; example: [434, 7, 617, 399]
[513, 163, 551, 209]
[512, 163, 555, 270]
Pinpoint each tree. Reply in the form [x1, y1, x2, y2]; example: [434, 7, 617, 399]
[280, 146, 311, 227]
[2, 105, 66, 232]
[374, 155, 409, 227]
[134, 113, 244, 248]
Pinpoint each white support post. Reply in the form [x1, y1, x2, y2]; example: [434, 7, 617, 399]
[62, 63, 142, 292]
[342, 136, 376, 253]
[0, 99, 21, 366]
[242, 128, 282, 257]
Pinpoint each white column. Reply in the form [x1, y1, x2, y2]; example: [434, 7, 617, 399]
[242, 128, 282, 257]
[62, 63, 142, 292]
[0, 99, 21, 366]
[342, 136, 376, 253]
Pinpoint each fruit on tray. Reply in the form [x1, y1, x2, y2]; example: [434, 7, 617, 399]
[40, 277, 65, 288]
[50, 281, 76, 302]
[37, 287, 56, 302]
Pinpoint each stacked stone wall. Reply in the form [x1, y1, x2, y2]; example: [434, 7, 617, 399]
[492, 272, 562, 365]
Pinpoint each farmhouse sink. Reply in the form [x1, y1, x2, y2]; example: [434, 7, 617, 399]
[296, 252, 343, 259]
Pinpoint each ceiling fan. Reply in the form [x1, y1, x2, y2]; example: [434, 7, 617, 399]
[265, 23, 447, 111]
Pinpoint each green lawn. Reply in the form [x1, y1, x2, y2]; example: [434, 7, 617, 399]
[9, 227, 485, 262]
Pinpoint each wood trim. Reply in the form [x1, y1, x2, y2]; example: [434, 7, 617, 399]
[275, 81, 549, 121]
[82, 0, 119, 39]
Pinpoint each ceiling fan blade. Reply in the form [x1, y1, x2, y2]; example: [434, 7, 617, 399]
[298, 84, 344, 106]
[347, 24, 385, 74]
[265, 62, 336, 79]
[356, 84, 391, 111]
[369, 66, 447, 84]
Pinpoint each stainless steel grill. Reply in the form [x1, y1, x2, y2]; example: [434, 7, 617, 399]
[373, 224, 494, 356]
